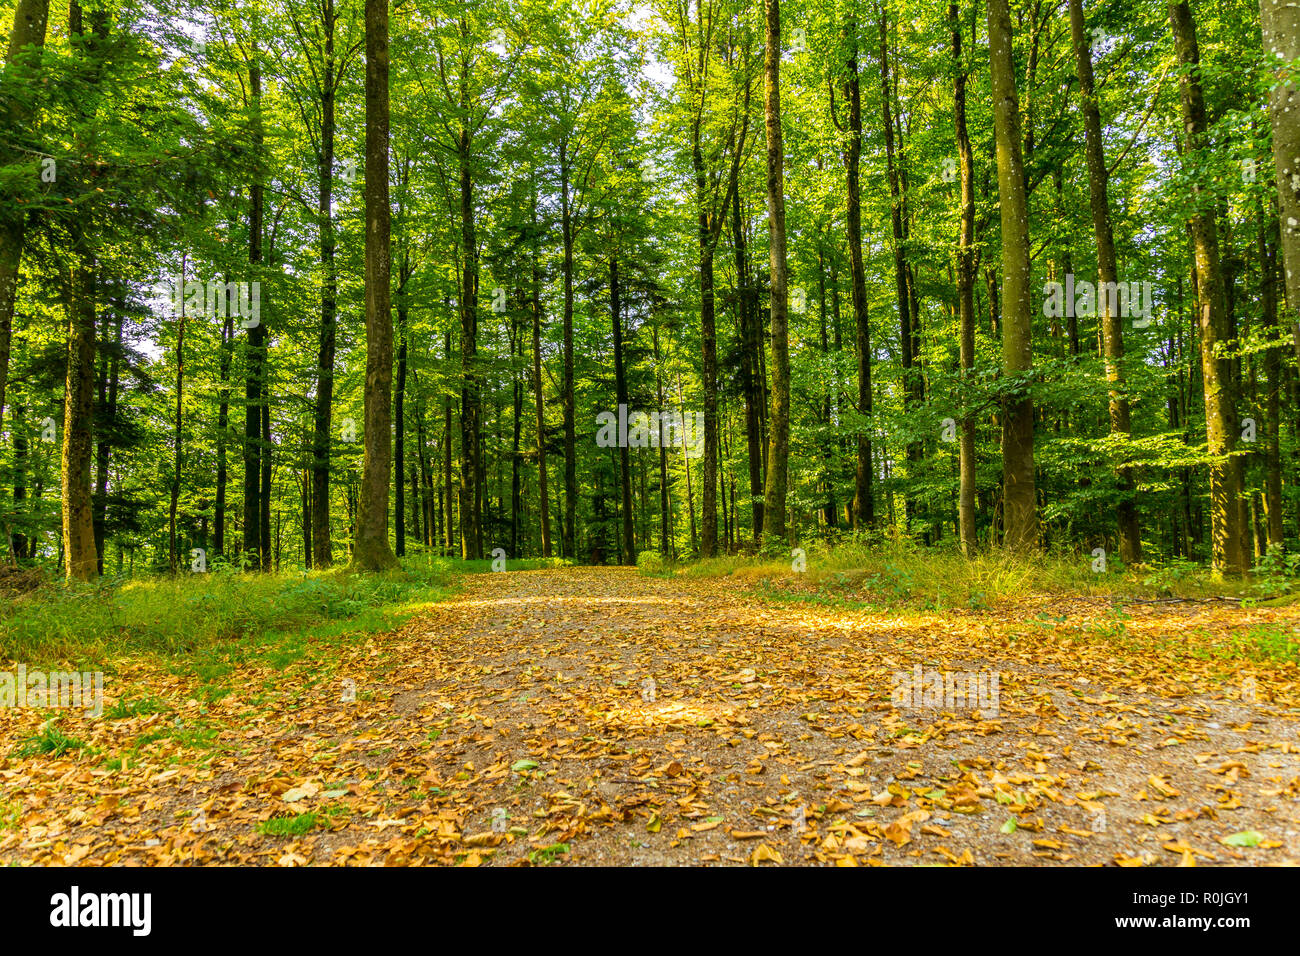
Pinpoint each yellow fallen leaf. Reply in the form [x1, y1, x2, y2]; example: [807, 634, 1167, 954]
[750, 843, 783, 865]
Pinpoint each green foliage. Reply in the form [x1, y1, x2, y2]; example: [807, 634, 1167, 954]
[0, 559, 452, 668]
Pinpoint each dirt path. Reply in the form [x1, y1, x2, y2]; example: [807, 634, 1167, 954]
[2, 567, 1298, 865]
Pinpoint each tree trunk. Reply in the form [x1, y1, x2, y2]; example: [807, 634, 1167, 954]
[394, 273, 407, 558]
[1171, 0, 1245, 574]
[351, 0, 399, 571]
[692, 122, 720, 558]
[732, 189, 764, 540]
[1260, 212, 1284, 546]
[168, 264, 186, 574]
[1261, 0, 1300, 548]
[880, 10, 920, 524]
[0, 0, 50, 434]
[560, 140, 577, 560]
[952, 2, 978, 555]
[93, 290, 122, 570]
[62, 246, 98, 581]
[457, 115, 482, 560]
[531, 221, 552, 557]
[215, 314, 232, 556]
[761, 0, 791, 546]
[1070, 0, 1142, 564]
[311, 0, 338, 569]
[611, 255, 635, 564]
[989, 0, 1038, 551]
[844, 24, 874, 531]
[243, 49, 265, 570]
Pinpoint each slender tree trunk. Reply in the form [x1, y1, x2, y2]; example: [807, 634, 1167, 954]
[0, 0, 50, 434]
[1070, 0, 1142, 564]
[311, 1, 338, 569]
[880, 10, 920, 523]
[168, 268, 186, 574]
[93, 291, 122, 570]
[457, 111, 482, 560]
[352, 0, 399, 571]
[394, 265, 408, 558]
[732, 190, 764, 540]
[653, 323, 671, 555]
[989, 0, 1038, 551]
[691, 116, 720, 558]
[243, 49, 265, 570]
[302, 467, 312, 568]
[261, 376, 272, 571]
[761, 0, 791, 546]
[1261, 0, 1300, 547]
[559, 141, 577, 559]
[215, 314, 232, 556]
[611, 255, 635, 564]
[952, 2, 978, 555]
[444, 331, 454, 556]
[1260, 212, 1284, 546]
[1171, 0, 1245, 574]
[844, 25, 874, 531]
[510, 306, 523, 558]
[62, 245, 98, 581]
[531, 245, 552, 558]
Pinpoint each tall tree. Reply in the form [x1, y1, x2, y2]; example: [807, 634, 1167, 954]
[951, 1, 978, 554]
[351, 0, 399, 571]
[838, 14, 874, 532]
[1170, 0, 1245, 574]
[0, 0, 50, 433]
[988, 0, 1037, 552]
[1069, 0, 1141, 564]
[761, 0, 790, 546]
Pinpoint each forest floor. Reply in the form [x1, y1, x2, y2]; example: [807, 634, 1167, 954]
[2, 565, 1298, 866]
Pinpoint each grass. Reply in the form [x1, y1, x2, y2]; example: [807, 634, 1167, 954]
[11, 723, 92, 758]
[638, 538, 1299, 611]
[258, 813, 319, 837]
[0, 556, 461, 670]
[0, 793, 18, 829]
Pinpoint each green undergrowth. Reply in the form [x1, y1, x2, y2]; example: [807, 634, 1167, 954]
[638, 539, 1300, 613]
[0, 556, 465, 673]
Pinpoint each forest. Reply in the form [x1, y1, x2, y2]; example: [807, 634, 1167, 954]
[2, 0, 1300, 579]
[5, 0, 1300, 876]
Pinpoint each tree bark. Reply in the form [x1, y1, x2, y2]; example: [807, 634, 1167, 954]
[243, 48, 265, 570]
[1070, 0, 1142, 564]
[611, 255, 635, 564]
[530, 211, 552, 557]
[1168, 1, 1246, 572]
[1171, 1, 1245, 574]
[989, 0, 1038, 551]
[761, 0, 791, 546]
[844, 23, 874, 531]
[62, 247, 98, 581]
[310, 0, 338, 569]
[457, 81, 482, 561]
[732, 188, 764, 541]
[0, 0, 50, 434]
[352, 0, 399, 571]
[952, 2, 978, 555]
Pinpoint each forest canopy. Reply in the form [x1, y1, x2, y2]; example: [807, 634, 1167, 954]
[1, 0, 1297, 581]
